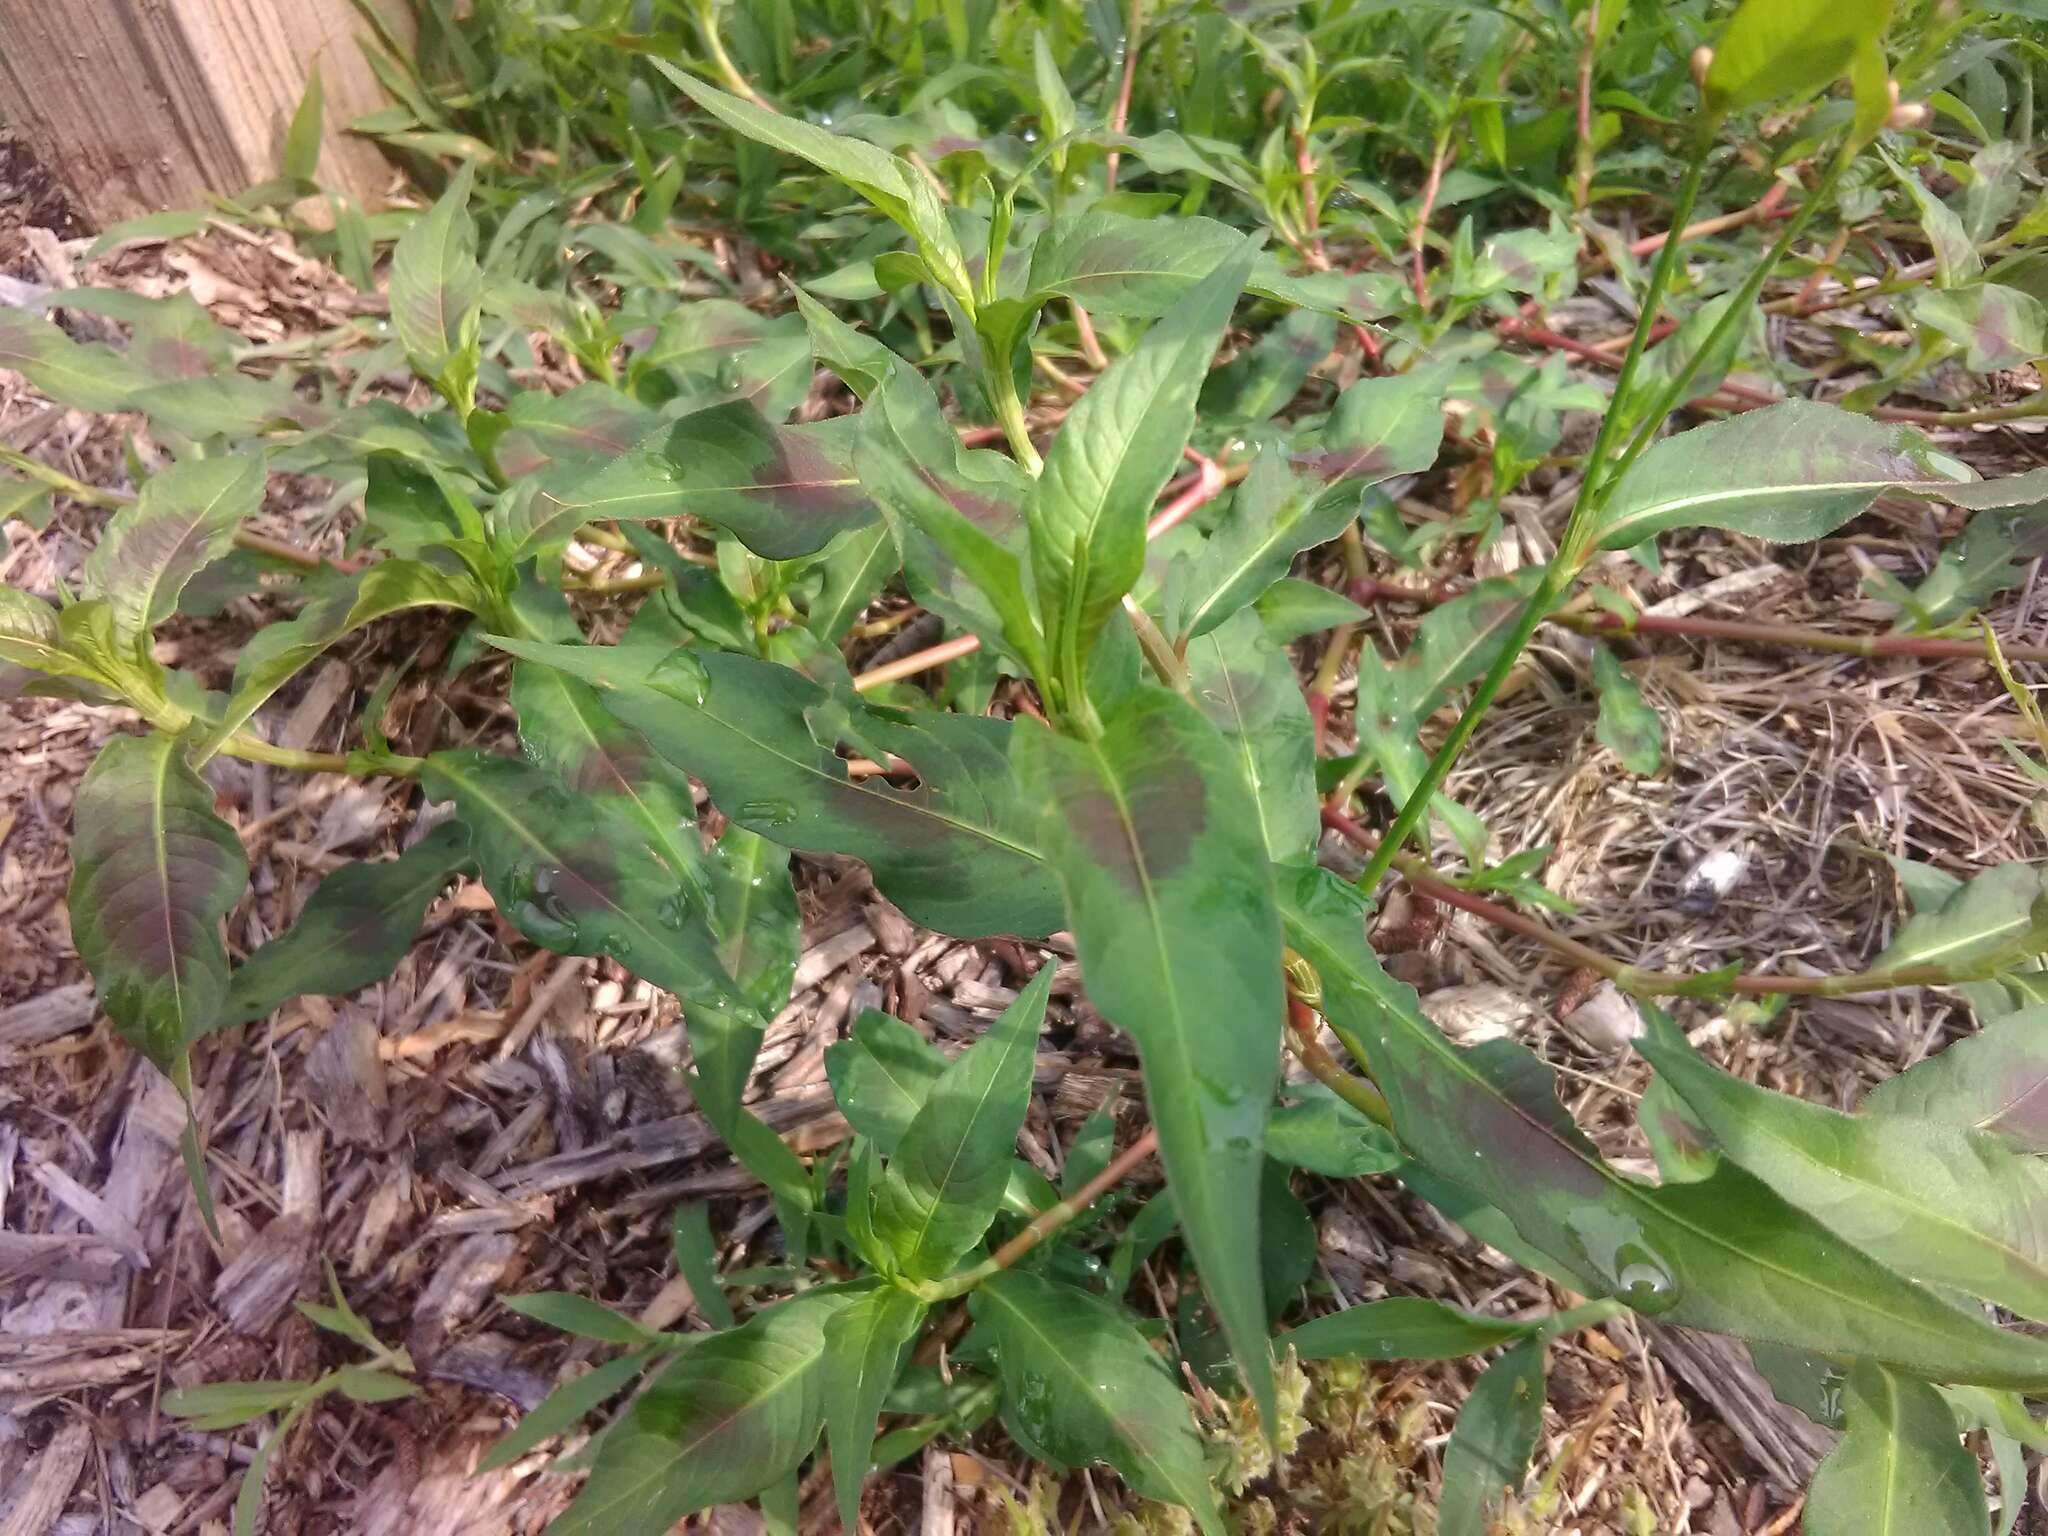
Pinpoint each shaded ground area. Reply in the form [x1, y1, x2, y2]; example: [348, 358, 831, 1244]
[2, 153, 2045, 1533]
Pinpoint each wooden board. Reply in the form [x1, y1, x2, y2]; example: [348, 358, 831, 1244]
[0, 0, 414, 228]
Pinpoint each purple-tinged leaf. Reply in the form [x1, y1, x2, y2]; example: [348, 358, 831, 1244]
[389, 161, 482, 409]
[1014, 686, 1283, 1425]
[1187, 610, 1318, 861]
[68, 732, 249, 1074]
[637, 299, 814, 421]
[1283, 863, 2048, 1388]
[494, 383, 660, 480]
[83, 455, 264, 647]
[657, 403, 874, 560]
[0, 306, 149, 412]
[1865, 1005, 2048, 1151]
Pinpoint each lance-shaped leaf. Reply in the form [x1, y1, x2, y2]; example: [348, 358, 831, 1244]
[495, 383, 661, 479]
[874, 966, 1051, 1279]
[859, 363, 1045, 676]
[1281, 863, 2048, 1388]
[1592, 646, 1662, 776]
[638, 300, 815, 420]
[1592, 401, 1970, 552]
[705, 826, 799, 1023]
[1915, 283, 2047, 374]
[0, 307, 149, 412]
[1640, 1010, 2048, 1322]
[1864, 1005, 2048, 1151]
[808, 523, 899, 644]
[1439, 1340, 1547, 1536]
[1176, 369, 1444, 640]
[1187, 610, 1318, 861]
[542, 403, 872, 562]
[826, 1010, 947, 1153]
[421, 750, 765, 1117]
[1032, 251, 1249, 691]
[1028, 211, 1249, 317]
[197, 560, 481, 760]
[1705, 0, 1894, 124]
[550, 1287, 857, 1536]
[223, 820, 472, 1026]
[1202, 307, 1337, 423]
[970, 1270, 1225, 1534]
[1014, 687, 1283, 1422]
[656, 63, 915, 226]
[1806, 1362, 1992, 1536]
[0, 588, 107, 688]
[68, 732, 249, 1074]
[84, 456, 264, 648]
[1285, 1297, 1537, 1363]
[822, 1284, 926, 1534]
[488, 639, 1064, 938]
[390, 161, 482, 407]
[1384, 571, 1543, 721]
[1869, 863, 2048, 980]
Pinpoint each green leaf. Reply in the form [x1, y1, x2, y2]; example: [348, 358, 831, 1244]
[807, 523, 899, 643]
[1202, 308, 1337, 424]
[390, 161, 482, 411]
[1591, 646, 1662, 775]
[487, 640, 1065, 939]
[1033, 32, 1077, 145]
[970, 1270, 1224, 1533]
[164, 1379, 311, 1428]
[639, 301, 813, 420]
[1027, 211, 1248, 318]
[495, 384, 661, 480]
[1438, 1339, 1547, 1536]
[282, 64, 324, 181]
[874, 967, 1051, 1279]
[1807, 1362, 1992, 1536]
[550, 1287, 857, 1536]
[1704, 0, 1893, 120]
[823, 1284, 927, 1534]
[826, 1010, 947, 1154]
[1254, 578, 1369, 642]
[1864, 1005, 2048, 1150]
[69, 733, 248, 1074]
[0, 307, 149, 412]
[1903, 501, 2048, 628]
[506, 1293, 660, 1346]
[858, 362, 1045, 676]
[0, 587, 102, 685]
[1593, 402, 1969, 552]
[1014, 687, 1283, 1422]
[655, 62, 915, 226]
[1282, 863, 2048, 1387]
[671, 1203, 736, 1330]
[1285, 1297, 1536, 1363]
[84, 456, 264, 649]
[706, 825, 799, 1024]
[1915, 284, 2045, 372]
[1264, 1090, 1401, 1176]
[1641, 1010, 2048, 1322]
[1187, 610, 1318, 862]
[197, 559, 481, 761]
[331, 1366, 417, 1404]
[420, 750, 764, 1117]
[1177, 369, 1444, 641]
[222, 820, 471, 1025]
[1032, 250, 1250, 696]
[1869, 863, 2048, 980]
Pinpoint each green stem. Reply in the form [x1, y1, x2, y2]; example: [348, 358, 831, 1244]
[987, 362, 1043, 475]
[0, 444, 130, 509]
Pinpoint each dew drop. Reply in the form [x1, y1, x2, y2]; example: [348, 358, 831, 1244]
[737, 798, 799, 828]
[649, 649, 710, 707]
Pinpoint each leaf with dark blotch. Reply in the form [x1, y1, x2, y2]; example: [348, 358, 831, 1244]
[875, 967, 1051, 1279]
[389, 162, 482, 407]
[1201, 307, 1337, 423]
[639, 298, 815, 420]
[0, 306, 149, 412]
[487, 638, 1065, 939]
[1864, 1006, 2048, 1151]
[1282, 862, 2048, 1388]
[84, 456, 264, 648]
[1870, 863, 2048, 981]
[1641, 1009, 2048, 1322]
[1806, 1362, 1993, 1536]
[1593, 401, 1970, 552]
[658, 403, 874, 560]
[1285, 1297, 1535, 1362]
[859, 362, 1044, 674]
[826, 1010, 947, 1153]
[1027, 210, 1250, 318]
[1915, 283, 2046, 374]
[550, 1287, 857, 1536]
[1293, 367, 1448, 488]
[68, 733, 249, 1073]
[222, 820, 471, 1026]
[970, 1270, 1224, 1533]
[1015, 687, 1283, 1423]
[494, 383, 661, 479]
[1592, 646, 1662, 776]
[197, 559, 482, 761]
[823, 1284, 926, 1534]
[1187, 610, 1318, 861]
[40, 288, 239, 382]
[1438, 1340, 1547, 1536]
[421, 750, 765, 1117]
[1033, 251, 1250, 689]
